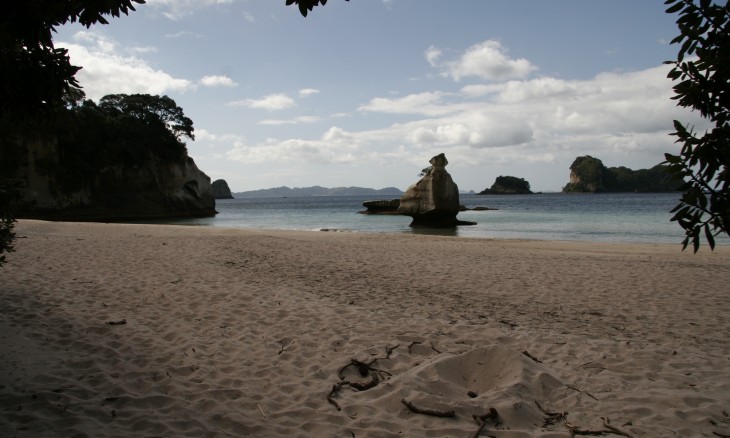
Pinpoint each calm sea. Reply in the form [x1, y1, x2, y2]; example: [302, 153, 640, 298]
[161, 192, 728, 246]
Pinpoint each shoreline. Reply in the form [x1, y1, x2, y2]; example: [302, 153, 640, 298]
[2, 220, 729, 436]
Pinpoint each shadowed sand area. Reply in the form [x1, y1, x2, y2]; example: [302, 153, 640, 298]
[1, 220, 729, 437]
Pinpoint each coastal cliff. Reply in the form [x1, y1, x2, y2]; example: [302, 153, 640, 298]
[1, 94, 217, 221]
[562, 156, 680, 193]
[9, 136, 216, 221]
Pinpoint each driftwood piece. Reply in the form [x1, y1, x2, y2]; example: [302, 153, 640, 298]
[472, 408, 501, 438]
[566, 384, 599, 401]
[401, 398, 455, 418]
[327, 381, 348, 411]
[565, 417, 633, 437]
[106, 319, 126, 326]
[499, 319, 518, 329]
[328, 348, 400, 411]
[522, 351, 542, 363]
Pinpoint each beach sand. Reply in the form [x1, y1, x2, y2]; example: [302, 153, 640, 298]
[1, 220, 729, 437]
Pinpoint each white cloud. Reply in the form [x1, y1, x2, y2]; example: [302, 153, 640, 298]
[227, 93, 296, 111]
[299, 88, 320, 97]
[226, 128, 359, 165]
[226, 63, 698, 178]
[433, 39, 537, 81]
[358, 91, 461, 116]
[404, 112, 534, 149]
[425, 45, 442, 67]
[57, 32, 194, 101]
[459, 84, 500, 97]
[206, 36, 701, 191]
[128, 46, 157, 54]
[200, 75, 238, 87]
[165, 31, 203, 39]
[259, 116, 321, 125]
[145, 0, 235, 20]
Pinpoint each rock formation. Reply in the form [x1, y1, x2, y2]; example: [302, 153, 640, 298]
[563, 156, 680, 193]
[11, 137, 216, 221]
[360, 199, 401, 214]
[479, 176, 533, 195]
[212, 179, 234, 199]
[397, 153, 475, 227]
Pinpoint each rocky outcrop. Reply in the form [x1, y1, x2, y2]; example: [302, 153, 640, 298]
[12, 137, 216, 221]
[397, 154, 475, 227]
[212, 179, 234, 199]
[360, 199, 401, 214]
[563, 156, 680, 193]
[479, 176, 533, 195]
[361, 199, 495, 215]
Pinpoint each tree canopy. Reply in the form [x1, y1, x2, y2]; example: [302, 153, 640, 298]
[286, 0, 348, 17]
[0, 0, 146, 116]
[99, 94, 195, 141]
[663, 0, 730, 251]
[51, 94, 194, 192]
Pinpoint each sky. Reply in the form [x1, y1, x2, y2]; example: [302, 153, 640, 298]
[54, 0, 703, 193]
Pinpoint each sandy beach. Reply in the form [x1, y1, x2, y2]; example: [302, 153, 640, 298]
[1, 220, 729, 437]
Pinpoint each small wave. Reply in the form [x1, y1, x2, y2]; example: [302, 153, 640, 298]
[316, 228, 357, 233]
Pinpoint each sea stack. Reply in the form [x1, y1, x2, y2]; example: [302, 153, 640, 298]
[398, 153, 473, 227]
[212, 179, 234, 199]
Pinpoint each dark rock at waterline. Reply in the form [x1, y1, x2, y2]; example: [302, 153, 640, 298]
[212, 179, 234, 199]
[359, 199, 401, 214]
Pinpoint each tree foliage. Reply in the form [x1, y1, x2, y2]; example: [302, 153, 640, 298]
[663, 0, 730, 251]
[0, 0, 145, 116]
[286, 0, 348, 17]
[53, 94, 194, 192]
[0, 179, 21, 267]
[99, 94, 195, 141]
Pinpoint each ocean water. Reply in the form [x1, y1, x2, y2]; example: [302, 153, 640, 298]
[162, 192, 728, 245]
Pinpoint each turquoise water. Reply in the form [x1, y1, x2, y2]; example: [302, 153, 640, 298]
[162, 192, 728, 245]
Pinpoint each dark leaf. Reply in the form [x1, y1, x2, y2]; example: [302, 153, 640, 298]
[704, 224, 716, 250]
[666, 2, 684, 13]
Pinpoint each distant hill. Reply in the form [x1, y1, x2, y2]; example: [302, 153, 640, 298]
[232, 186, 404, 198]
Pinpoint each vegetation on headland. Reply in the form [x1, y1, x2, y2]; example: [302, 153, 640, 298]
[53, 94, 194, 192]
[562, 156, 680, 193]
[479, 176, 533, 195]
[1, 92, 195, 193]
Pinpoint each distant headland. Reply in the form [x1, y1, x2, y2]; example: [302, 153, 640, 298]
[562, 156, 681, 193]
[232, 186, 403, 198]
